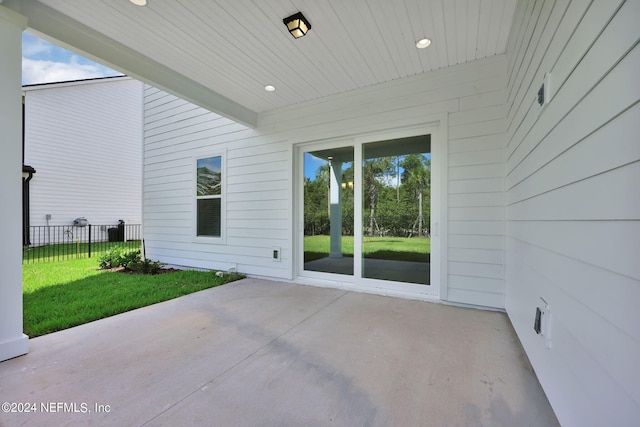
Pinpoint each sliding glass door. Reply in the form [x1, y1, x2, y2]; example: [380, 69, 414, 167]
[361, 136, 431, 285]
[303, 146, 354, 276]
[300, 134, 432, 288]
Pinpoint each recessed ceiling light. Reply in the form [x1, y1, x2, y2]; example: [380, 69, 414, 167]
[416, 38, 432, 49]
[264, 85, 276, 92]
[130, 0, 147, 6]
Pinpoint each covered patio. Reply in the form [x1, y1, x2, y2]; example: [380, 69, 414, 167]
[1, 0, 638, 424]
[0, 279, 557, 426]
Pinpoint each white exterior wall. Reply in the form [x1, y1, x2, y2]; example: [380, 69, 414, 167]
[24, 77, 143, 237]
[504, 0, 640, 425]
[144, 55, 508, 307]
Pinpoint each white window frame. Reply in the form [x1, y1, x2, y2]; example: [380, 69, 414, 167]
[193, 151, 226, 244]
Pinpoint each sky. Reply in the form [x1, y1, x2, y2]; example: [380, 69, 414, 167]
[304, 154, 327, 179]
[22, 32, 123, 85]
[197, 156, 222, 173]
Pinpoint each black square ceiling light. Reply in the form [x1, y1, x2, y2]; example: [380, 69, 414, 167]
[283, 12, 311, 39]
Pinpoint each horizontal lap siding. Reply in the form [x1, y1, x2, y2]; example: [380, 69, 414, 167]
[504, 0, 640, 425]
[144, 56, 508, 303]
[25, 78, 143, 228]
[448, 82, 506, 308]
[143, 87, 291, 277]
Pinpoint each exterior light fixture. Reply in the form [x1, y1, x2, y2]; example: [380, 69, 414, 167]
[341, 182, 354, 189]
[264, 85, 276, 92]
[283, 12, 311, 39]
[130, 0, 147, 5]
[416, 38, 431, 49]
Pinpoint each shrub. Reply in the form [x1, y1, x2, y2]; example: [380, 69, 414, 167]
[98, 247, 123, 269]
[98, 248, 141, 270]
[121, 250, 142, 270]
[129, 258, 165, 275]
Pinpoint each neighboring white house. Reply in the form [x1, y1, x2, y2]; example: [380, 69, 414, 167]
[22, 76, 143, 245]
[1, 1, 638, 426]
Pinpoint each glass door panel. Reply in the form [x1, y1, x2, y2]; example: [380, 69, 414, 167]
[303, 146, 354, 276]
[361, 136, 431, 285]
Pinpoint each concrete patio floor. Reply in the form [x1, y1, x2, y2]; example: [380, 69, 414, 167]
[0, 278, 559, 427]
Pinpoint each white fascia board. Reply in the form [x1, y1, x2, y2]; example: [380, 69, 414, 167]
[4, 0, 257, 128]
[22, 75, 132, 92]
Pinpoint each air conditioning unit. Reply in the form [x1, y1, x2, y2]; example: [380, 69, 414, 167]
[73, 217, 88, 227]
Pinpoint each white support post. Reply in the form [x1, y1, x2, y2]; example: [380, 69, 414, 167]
[0, 6, 29, 362]
[328, 160, 342, 258]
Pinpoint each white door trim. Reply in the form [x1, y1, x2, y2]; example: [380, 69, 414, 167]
[294, 117, 448, 302]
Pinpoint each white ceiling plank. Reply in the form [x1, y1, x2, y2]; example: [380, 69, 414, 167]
[456, 0, 469, 65]
[9, 0, 519, 115]
[476, 0, 494, 59]
[418, 0, 442, 71]
[466, 0, 481, 62]
[486, 0, 506, 56]
[443, 0, 459, 64]
[403, 0, 432, 73]
[367, 0, 415, 78]
[430, 0, 450, 68]
[295, 0, 374, 91]
[328, 0, 399, 83]
[185, 1, 307, 107]
[496, 0, 519, 54]
[252, 0, 343, 96]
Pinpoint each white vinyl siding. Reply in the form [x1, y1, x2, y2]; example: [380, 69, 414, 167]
[143, 87, 289, 275]
[504, 0, 640, 426]
[143, 55, 507, 304]
[24, 77, 143, 229]
[447, 80, 507, 308]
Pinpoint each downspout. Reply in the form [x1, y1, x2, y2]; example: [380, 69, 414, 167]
[22, 166, 35, 246]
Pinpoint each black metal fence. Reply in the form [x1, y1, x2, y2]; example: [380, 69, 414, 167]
[23, 223, 142, 264]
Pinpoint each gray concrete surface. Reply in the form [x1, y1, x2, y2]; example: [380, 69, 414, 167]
[0, 278, 559, 426]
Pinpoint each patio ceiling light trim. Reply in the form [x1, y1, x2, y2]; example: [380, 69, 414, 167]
[416, 38, 432, 49]
[283, 12, 311, 39]
[130, 0, 147, 6]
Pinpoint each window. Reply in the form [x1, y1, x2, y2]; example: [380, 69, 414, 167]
[196, 155, 222, 237]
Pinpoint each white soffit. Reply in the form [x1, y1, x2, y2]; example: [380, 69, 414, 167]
[6, 0, 517, 125]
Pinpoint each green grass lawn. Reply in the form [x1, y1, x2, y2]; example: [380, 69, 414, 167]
[304, 235, 430, 263]
[23, 257, 243, 338]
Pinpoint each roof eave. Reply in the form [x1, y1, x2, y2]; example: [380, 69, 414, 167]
[4, 0, 258, 128]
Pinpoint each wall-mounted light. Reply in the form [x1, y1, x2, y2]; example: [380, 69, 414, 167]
[130, 0, 147, 6]
[283, 12, 311, 39]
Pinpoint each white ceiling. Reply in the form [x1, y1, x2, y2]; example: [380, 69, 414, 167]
[6, 0, 518, 126]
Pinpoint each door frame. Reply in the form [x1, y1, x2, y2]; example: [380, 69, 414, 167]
[294, 119, 448, 302]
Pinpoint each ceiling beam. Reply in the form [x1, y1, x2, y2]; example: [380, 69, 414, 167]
[4, 0, 257, 128]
